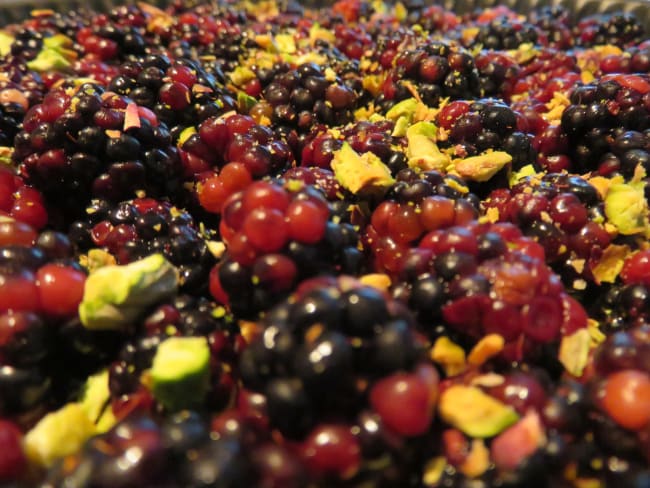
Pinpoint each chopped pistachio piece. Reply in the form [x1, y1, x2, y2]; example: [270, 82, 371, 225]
[27, 48, 72, 72]
[559, 328, 592, 377]
[332, 142, 395, 194]
[406, 121, 450, 172]
[385, 98, 419, 123]
[79, 254, 179, 330]
[0, 31, 14, 56]
[24, 403, 96, 467]
[453, 151, 512, 182]
[604, 180, 649, 235]
[80, 370, 116, 433]
[439, 385, 519, 438]
[151, 336, 211, 411]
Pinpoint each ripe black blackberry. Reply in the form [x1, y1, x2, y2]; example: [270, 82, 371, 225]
[255, 61, 360, 134]
[207, 30, 257, 72]
[14, 82, 189, 220]
[69, 197, 215, 295]
[238, 275, 426, 439]
[591, 250, 650, 332]
[437, 98, 537, 179]
[44, 411, 259, 487]
[596, 283, 650, 333]
[378, 40, 481, 109]
[91, 24, 148, 59]
[529, 6, 574, 50]
[561, 77, 650, 174]
[108, 55, 237, 132]
[0, 102, 25, 147]
[471, 16, 543, 50]
[211, 180, 366, 320]
[9, 29, 44, 61]
[576, 12, 646, 48]
[474, 50, 521, 97]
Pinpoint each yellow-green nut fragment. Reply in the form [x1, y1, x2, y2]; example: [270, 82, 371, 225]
[27, 49, 72, 72]
[151, 336, 211, 412]
[79, 253, 179, 330]
[332, 142, 395, 195]
[439, 385, 519, 438]
[604, 180, 649, 235]
[0, 32, 14, 57]
[24, 403, 96, 467]
[406, 121, 450, 172]
[453, 151, 512, 182]
[386, 97, 419, 122]
[81, 369, 116, 434]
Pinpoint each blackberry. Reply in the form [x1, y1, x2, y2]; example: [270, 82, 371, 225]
[0, 227, 125, 419]
[594, 251, 650, 331]
[379, 40, 481, 109]
[576, 13, 646, 48]
[208, 31, 257, 72]
[386, 219, 588, 364]
[239, 275, 427, 442]
[474, 50, 521, 97]
[252, 61, 360, 133]
[482, 172, 612, 294]
[70, 197, 215, 295]
[108, 294, 237, 412]
[209, 180, 365, 319]
[471, 17, 543, 51]
[561, 77, 650, 174]
[15, 83, 187, 220]
[437, 98, 536, 176]
[363, 169, 479, 280]
[9, 29, 44, 61]
[530, 6, 574, 50]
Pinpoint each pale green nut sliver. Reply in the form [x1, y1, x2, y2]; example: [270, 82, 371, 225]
[79, 253, 179, 330]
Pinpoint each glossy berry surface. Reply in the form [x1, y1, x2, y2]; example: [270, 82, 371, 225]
[0, 1, 648, 487]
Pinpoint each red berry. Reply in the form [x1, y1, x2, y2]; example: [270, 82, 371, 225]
[159, 82, 191, 111]
[10, 197, 48, 230]
[220, 162, 253, 193]
[167, 64, 198, 87]
[522, 295, 562, 343]
[0, 270, 40, 313]
[549, 193, 588, 233]
[387, 204, 423, 243]
[621, 250, 650, 286]
[301, 424, 361, 479]
[602, 370, 650, 431]
[243, 208, 288, 253]
[36, 264, 86, 317]
[437, 101, 470, 130]
[199, 117, 230, 153]
[419, 196, 456, 231]
[242, 181, 290, 214]
[0, 221, 37, 246]
[252, 254, 297, 292]
[208, 264, 229, 305]
[369, 371, 435, 437]
[198, 176, 228, 213]
[0, 420, 26, 481]
[286, 200, 327, 244]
